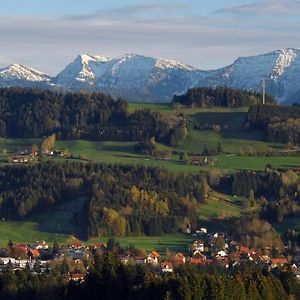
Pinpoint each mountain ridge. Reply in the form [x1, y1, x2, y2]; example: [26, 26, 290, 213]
[0, 48, 299, 103]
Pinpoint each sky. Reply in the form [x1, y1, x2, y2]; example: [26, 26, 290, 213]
[0, 0, 300, 75]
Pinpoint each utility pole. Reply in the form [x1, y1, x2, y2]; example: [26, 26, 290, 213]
[262, 79, 266, 105]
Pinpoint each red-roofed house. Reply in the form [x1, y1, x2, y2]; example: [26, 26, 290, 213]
[28, 249, 41, 259]
[161, 262, 174, 273]
[172, 252, 186, 265]
[69, 273, 85, 282]
[271, 258, 288, 268]
[146, 251, 160, 265]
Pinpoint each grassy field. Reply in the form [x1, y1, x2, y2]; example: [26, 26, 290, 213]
[0, 138, 298, 173]
[0, 221, 71, 247]
[0, 105, 294, 173]
[91, 235, 194, 255]
[0, 224, 193, 255]
[0, 220, 195, 255]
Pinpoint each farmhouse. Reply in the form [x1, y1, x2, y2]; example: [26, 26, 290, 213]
[189, 156, 208, 166]
[145, 251, 160, 265]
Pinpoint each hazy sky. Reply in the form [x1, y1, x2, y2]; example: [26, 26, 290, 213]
[1, 0, 300, 75]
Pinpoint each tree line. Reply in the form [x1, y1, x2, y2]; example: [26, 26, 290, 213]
[172, 87, 275, 108]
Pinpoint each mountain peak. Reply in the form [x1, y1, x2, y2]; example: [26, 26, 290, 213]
[0, 63, 50, 82]
[77, 54, 111, 64]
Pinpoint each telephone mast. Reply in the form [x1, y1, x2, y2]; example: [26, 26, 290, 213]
[262, 79, 266, 105]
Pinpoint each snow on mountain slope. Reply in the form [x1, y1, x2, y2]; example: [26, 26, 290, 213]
[198, 48, 300, 103]
[53, 54, 114, 88]
[54, 53, 203, 102]
[0, 49, 300, 103]
[0, 64, 51, 83]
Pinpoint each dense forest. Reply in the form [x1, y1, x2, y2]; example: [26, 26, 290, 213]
[248, 104, 300, 145]
[0, 162, 299, 239]
[0, 253, 298, 300]
[0, 88, 187, 145]
[172, 87, 275, 108]
[0, 162, 210, 238]
[229, 169, 300, 224]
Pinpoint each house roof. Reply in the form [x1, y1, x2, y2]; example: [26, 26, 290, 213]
[161, 262, 173, 269]
[240, 246, 250, 254]
[175, 252, 185, 259]
[150, 251, 160, 258]
[271, 258, 288, 265]
[190, 156, 207, 161]
[190, 258, 206, 265]
[29, 249, 40, 258]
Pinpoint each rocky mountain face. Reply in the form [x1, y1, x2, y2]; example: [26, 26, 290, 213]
[1, 49, 300, 103]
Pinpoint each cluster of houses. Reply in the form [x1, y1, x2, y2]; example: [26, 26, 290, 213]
[8, 148, 69, 164]
[182, 229, 300, 278]
[1, 229, 300, 282]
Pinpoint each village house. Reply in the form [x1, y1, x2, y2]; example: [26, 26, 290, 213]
[189, 257, 209, 266]
[270, 258, 288, 268]
[192, 240, 204, 252]
[28, 249, 41, 260]
[195, 227, 207, 235]
[215, 250, 227, 259]
[145, 251, 160, 265]
[172, 252, 186, 266]
[34, 241, 49, 250]
[188, 156, 209, 166]
[9, 155, 33, 164]
[161, 262, 174, 273]
[69, 273, 86, 283]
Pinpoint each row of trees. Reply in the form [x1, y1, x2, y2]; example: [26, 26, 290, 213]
[172, 87, 275, 108]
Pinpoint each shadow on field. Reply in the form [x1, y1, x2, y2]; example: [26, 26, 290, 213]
[28, 197, 89, 240]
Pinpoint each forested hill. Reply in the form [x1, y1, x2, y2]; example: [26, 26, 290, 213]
[172, 87, 275, 107]
[0, 161, 299, 240]
[248, 104, 300, 145]
[0, 162, 210, 238]
[0, 88, 186, 144]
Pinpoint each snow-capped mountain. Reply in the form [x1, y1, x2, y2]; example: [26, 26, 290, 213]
[54, 53, 205, 102]
[0, 64, 51, 88]
[201, 48, 300, 103]
[0, 49, 300, 103]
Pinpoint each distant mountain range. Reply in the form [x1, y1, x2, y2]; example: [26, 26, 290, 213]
[1, 48, 300, 103]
